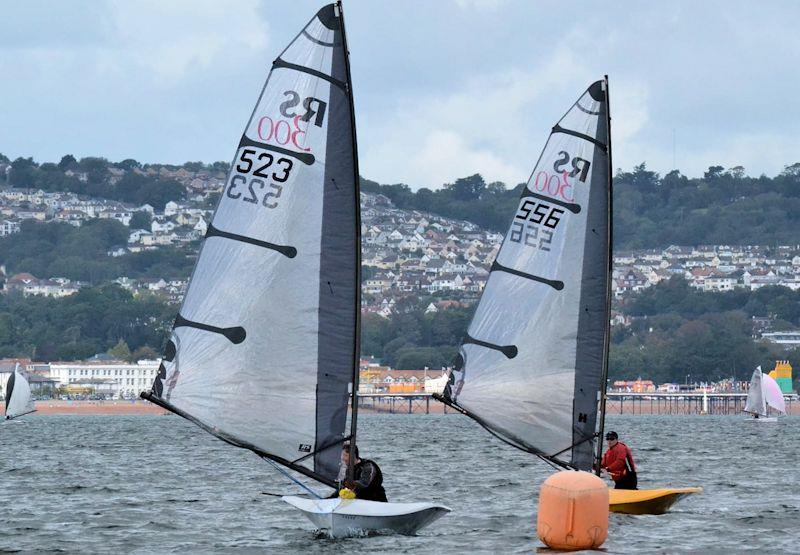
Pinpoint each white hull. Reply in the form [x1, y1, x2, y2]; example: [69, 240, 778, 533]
[282, 496, 450, 538]
[745, 416, 778, 422]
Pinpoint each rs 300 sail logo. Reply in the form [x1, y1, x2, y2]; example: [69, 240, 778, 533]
[254, 90, 328, 154]
[227, 90, 329, 210]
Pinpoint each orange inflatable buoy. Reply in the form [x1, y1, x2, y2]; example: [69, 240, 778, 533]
[537, 470, 609, 551]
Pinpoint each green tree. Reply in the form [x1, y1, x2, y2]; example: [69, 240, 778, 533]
[129, 210, 153, 230]
[108, 338, 132, 361]
[131, 345, 158, 361]
[116, 159, 141, 171]
[58, 154, 78, 171]
[8, 157, 38, 187]
[445, 174, 487, 201]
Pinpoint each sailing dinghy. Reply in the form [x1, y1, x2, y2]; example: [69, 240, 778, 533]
[744, 366, 785, 422]
[4, 363, 36, 420]
[434, 77, 700, 515]
[142, 2, 448, 538]
[283, 497, 450, 537]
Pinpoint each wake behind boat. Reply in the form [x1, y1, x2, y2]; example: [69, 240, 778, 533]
[434, 77, 700, 515]
[141, 1, 448, 539]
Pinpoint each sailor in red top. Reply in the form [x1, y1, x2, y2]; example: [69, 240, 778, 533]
[601, 431, 638, 490]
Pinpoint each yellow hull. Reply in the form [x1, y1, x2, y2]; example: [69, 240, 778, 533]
[609, 487, 702, 515]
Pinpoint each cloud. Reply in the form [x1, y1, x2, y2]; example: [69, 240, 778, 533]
[2, 0, 798, 179]
[360, 44, 596, 189]
[610, 81, 649, 145]
[0, 1, 269, 82]
[408, 130, 523, 187]
[453, 0, 507, 10]
[677, 131, 800, 178]
[0, 0, 271, 163]
[102, 1, 268, 83]
[607, 80, 650, 171]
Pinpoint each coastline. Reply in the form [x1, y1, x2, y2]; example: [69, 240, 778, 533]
[2, 397, 797, 417]
[4, 400, 169, 416]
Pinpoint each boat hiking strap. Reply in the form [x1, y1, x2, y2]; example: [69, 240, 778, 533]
[262, 456, 323, 499]
[432, 393, 573, 471]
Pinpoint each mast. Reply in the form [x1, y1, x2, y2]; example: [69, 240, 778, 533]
[336, 0, 362, 484]
[595, 75, 613, 474]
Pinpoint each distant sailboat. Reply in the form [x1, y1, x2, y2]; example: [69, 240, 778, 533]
[5, 363, 36, 420]
[435, 77, 701, 514]
[142, 2, 448, 537]
[744, 366, 785, 422]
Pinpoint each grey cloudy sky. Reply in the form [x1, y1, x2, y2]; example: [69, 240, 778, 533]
[1, 0, 798, 189]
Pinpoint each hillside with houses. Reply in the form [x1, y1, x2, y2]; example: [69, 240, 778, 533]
[1, 155, 800, 382]
[613, 244, 800, 298]
[3, 164, 800, 318]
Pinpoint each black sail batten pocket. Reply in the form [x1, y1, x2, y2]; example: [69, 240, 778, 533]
[173, 313, 246, 345]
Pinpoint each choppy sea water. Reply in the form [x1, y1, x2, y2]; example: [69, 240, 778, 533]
[1, 413, 798, 553]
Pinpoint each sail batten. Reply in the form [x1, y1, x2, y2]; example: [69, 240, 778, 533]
[439, 80, 611, 470]
[143, 3, 359, 487]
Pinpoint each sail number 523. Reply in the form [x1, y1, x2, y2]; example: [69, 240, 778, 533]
[227, 149, 293, 209]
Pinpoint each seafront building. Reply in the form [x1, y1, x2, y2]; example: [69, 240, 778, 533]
[48, 359, 160, 398]
[0, 355, 795, 403]
[0, 357, 159, 400]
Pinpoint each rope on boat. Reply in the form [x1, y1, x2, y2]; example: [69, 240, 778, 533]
[262, 456, 324, 499]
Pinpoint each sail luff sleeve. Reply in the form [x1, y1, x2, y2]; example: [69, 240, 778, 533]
[439, 81, 609, 468]
[4, 369, 14, 414]
[314, 3, 358, 481]
[333, 0, 364, 485]
[594, 76, 613, 473]
[144, 4, 353, 486]
[571, 81, 610, 471]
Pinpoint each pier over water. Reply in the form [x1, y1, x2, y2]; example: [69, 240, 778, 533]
[356, 392, 799, 415]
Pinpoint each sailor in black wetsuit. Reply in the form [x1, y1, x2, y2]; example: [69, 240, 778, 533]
[338, 443, 387, 502]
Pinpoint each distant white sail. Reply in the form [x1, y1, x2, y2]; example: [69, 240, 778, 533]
[439, 80, 611, 470]
[762, 373, 786, 415]
[5, 364, 36, 420]
[144, 3, 360, 487]
[744, 366, 767, 417]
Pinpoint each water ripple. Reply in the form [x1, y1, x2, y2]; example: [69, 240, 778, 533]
[0, 414, 799, 552]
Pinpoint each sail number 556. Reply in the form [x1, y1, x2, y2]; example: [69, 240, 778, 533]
[227, 149, 293, 209]
[509, 199, 564, 252]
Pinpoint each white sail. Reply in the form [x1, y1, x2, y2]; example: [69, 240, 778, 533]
[744, 366, 767, 417]
[439, 80, 611, 470]
[762, 374, 786, 415]
[144, 3, 359, 487]
[5, 364, 36, 420]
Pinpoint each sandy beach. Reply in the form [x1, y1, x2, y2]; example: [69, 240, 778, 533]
[2, 400, 168, 417]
